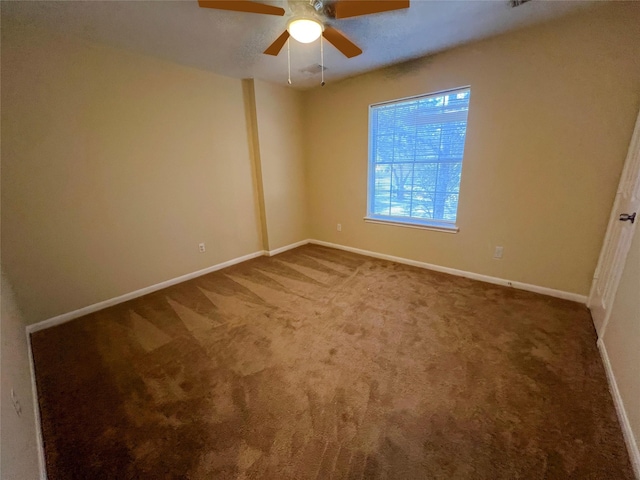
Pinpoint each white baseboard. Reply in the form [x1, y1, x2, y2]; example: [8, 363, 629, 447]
[266, 239, 311, 257]
[26, 238, 588, 336]
[26, 330, 48, 480]
[598, 339, 640, 479]
[309, 239, 587, 304]
[26, 250, 267, 334]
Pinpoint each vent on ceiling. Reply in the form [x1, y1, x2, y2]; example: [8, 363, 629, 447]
[299, 64, 328, 76]
[509, 0, 532, 7]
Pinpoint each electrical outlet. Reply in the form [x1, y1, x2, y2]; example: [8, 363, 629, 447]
[198, 242, 206, 253]
[11, 389, 22, 417]
[337, 223, 342, 232]
[494, 246, 504, 259]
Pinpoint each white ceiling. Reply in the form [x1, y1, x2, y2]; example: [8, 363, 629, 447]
[2, 0, 599, 89]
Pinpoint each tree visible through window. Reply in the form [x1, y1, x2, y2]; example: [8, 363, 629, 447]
[367, 88, 471, 228]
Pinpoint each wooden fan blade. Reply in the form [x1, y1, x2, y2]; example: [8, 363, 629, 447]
[264, 30, 290, 56]
[322, 26, 362, 58]
[198, 0, 285, 16]
[333, 0, 409, 19]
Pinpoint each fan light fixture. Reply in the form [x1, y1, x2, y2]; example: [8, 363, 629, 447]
[287, 18, 323, 43]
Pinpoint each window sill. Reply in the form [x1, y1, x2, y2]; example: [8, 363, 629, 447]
[363, 217, 459, 233]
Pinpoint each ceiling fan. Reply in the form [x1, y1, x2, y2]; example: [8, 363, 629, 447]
[197, 0, 410, 59]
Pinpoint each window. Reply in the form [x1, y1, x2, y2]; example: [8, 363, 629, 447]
[367, 87, 471, 231]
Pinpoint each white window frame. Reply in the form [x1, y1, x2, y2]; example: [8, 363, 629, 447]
[365, 87, 471, 233]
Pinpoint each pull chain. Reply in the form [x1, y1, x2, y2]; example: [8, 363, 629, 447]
[320, 34, 325, 87]
[287, 38, 292, 85]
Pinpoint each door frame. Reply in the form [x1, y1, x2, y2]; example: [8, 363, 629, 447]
[588, 107, 640, 337]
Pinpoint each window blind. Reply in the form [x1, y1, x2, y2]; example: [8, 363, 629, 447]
[368, 88, 471, 226]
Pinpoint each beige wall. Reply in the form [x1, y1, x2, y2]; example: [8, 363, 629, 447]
[253, 80, 308, 251]
[303, 3, 640, 296]
[0, 273, 41, 479]
[1, 24, 263, 324]
[3, 4, 639, 324]
[604, 221, 640, 457]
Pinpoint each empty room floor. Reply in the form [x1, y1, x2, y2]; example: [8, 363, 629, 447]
[31, 245, 633, 479]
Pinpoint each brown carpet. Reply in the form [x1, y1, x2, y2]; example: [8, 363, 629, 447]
[31, 244, 633, 479]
